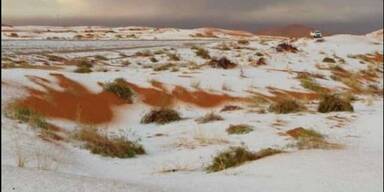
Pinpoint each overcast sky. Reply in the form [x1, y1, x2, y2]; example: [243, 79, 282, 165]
[2, 0, 383, 33]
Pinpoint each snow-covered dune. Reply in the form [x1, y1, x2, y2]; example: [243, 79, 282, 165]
[1, 27, 383, 192]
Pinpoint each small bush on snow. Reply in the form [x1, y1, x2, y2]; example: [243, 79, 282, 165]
[141, 109, 182, 124]
[206, 147, 282, 172]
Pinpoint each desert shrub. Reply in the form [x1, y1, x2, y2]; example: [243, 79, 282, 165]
[73, 58, 93, 73]
[141, 109, 182, 124]
[269, 99, 305, 114]
[121, 60, 131, 66]
[9, 33, 19, 37]
[286, 127, 340, 150]
[286, 127, 323, 139]
[301, 79, 321, 92]
[255, 57, 267, 66]
[167, 53, 180, 61]
[6, 105, 48, 129]
[74, 34, 84, 39]
[226, 124, 253, 135]
[322, 57, 336, 63]
[74, 66, 92, 73]
[76, 127, 145, 158]
[102, 78, 133, 101]
[206, 147, 282, 172]
[299, 75, 326, 93]
[195, 112, 223, 124]
[276, 43, 298, 53]
[220, 105, 242, 112]
[46, 55, 66, 62]
[94, 55, 108, 61]
[153, 63, 176, 71]
[154, 49, 166, 55]
[237, 40, 250, 45]
[150, 57, 158, 63]
[135, 50, 153, 57]
[256, 52, 264, 57]
[194, 47, 211, 59]
[208, 57, 237, 69]
[318, 94, 354, 113]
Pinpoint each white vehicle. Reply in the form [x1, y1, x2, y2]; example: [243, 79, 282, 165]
[310, 30, 323, 38]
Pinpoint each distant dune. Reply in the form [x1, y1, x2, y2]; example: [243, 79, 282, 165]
[255, 24, 330, 38]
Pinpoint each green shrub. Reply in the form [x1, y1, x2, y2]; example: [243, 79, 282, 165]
[269, 99, 304, 114]
[102, 78, 133, 101]
[141, 109, 181, 124]
[318, 94, 354, 113]
[226, 124, 253, 135]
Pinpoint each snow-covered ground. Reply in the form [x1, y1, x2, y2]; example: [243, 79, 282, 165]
[1, 26, 383, 192]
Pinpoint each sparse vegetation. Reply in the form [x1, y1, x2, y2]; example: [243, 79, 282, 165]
[206, 147, 282, 172]
[141, 109, 182, 124]
[195, 112, 223, 124]
[76, 127, 145, 158]
[102, 78, 133, 101]
[318, 94, 354, 113]
[269, 99, 305, 114]
[226, 124, 253, 135]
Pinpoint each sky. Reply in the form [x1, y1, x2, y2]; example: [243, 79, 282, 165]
[2, 0, 383, 34]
